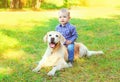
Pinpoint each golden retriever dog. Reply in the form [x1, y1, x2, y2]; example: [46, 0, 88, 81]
[32, 31, 104, 76]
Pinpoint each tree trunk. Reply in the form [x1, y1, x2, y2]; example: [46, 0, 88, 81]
[10, 0, 16, 9]
[18, 0, 23, 9]
[10, 0, 23, 9]
[31, 0, 43, 9]
[35, 0, 41, 9]
[32, 0, 36, 8]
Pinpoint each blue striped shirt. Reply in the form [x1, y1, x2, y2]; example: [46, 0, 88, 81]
[56, 22, 78, 43]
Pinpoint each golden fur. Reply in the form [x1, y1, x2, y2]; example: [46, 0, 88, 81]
[32, 31, 104, 76]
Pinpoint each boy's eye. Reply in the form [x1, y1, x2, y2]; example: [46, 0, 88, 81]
[63, 16, 67, 18]
[59, 16, 67, 18]
[59, 16, 62, 18]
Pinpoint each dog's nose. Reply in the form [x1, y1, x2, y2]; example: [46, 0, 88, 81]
[51, 38, 54, 42]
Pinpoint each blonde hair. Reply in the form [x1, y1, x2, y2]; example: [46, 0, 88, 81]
[59, 8, 70, 17]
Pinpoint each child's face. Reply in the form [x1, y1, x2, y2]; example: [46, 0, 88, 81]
[58, 12, 70, 26]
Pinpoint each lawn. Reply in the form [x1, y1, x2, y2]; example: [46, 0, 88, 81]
[0, 7, 120, 82]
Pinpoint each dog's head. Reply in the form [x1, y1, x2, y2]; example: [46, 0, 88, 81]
[43, 31, 66, 48]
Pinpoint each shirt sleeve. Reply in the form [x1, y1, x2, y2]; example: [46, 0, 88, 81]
[69, 26, 78, 43]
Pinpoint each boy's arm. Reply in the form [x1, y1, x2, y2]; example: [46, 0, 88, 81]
[69, 27, 78, 43]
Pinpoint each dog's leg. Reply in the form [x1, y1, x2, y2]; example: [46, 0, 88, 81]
[32, 58, 45, 72]
[32, 48, 51, 72]
[47, 65, 61, 76]
[47, 59, 69, 76]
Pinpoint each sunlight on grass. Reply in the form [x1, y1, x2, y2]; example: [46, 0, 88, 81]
[0, 49, 35, 81]
[0, 67, 13, 79]
[1, 50, 26, 60]
[0, 67, 13, 74]
[0, 11, 57, 32]
[0, 32, 19, 53]
[0, 11, 57, 25]
[75, 58, 86, 63]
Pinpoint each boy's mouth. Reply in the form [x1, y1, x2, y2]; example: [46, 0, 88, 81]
[61, 21, 65, 23]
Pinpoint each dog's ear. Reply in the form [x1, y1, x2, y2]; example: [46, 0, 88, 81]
[43, 33, 48, 42]
[59, 33, 66, 44]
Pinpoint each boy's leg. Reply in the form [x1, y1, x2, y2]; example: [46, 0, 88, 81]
[67, 44, 74, 63]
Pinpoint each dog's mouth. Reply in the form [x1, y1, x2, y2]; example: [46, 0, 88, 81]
[49, 42, 57, 48]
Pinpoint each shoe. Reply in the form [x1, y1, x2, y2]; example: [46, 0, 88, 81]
[68, 62, 73, 67]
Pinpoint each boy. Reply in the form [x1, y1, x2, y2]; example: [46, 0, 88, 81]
[56, 8, 78, 67]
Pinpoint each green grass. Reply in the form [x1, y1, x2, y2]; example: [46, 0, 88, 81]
[0, 7, 120, 82]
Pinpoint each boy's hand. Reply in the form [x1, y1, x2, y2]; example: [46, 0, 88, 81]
[65, 40, 72, 45]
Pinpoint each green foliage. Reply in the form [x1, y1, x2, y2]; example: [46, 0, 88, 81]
[40, 2, 61, 9]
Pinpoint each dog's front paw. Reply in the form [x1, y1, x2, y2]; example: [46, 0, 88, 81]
[47, 71, 55, 76]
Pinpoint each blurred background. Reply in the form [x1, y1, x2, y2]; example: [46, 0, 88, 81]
[0, 0, 120, 10]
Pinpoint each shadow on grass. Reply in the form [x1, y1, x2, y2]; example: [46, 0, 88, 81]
[0, 15, 120, 81]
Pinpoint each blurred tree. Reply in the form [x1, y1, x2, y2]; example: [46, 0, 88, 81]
[0, 0, 9, 8]
[31, 0, 43, 9]
[35, 0, 42, 9]
[0, 0, 119, 9]
[64, 0, 70, 8]
[10, 0, 23, 9]
[4, 0, 9, 8]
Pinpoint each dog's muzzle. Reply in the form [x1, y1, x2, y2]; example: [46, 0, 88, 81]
[49, 38, 56, 48]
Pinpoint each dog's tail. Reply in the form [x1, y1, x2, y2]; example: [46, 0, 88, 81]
[79, 43, 104, 57]
[87, 51, 104, 57]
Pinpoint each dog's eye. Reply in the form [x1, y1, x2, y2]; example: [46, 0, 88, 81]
[49, 34, 52, 36]
[56, 35, 58, 37]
